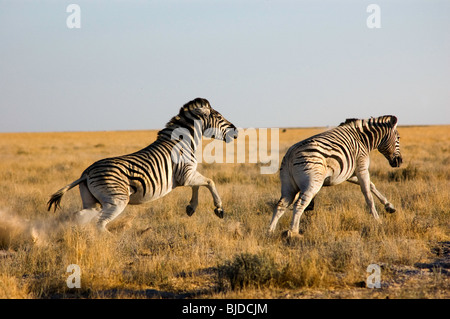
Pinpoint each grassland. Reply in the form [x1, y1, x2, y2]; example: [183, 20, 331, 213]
[0, 125, 449, 299]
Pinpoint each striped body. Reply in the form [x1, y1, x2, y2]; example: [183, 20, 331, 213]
[269, 115, 403, 236]
[83, 140, 177, 206]
[48, 98, 238, 232]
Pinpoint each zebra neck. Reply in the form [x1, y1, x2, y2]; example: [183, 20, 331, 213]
[353, 123, 387, 151]
[156, 126, 202, 152]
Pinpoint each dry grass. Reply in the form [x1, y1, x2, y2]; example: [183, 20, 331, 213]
[0, 126, 449, 299]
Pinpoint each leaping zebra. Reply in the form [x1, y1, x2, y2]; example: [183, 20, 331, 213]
[48, 98, 238, 232]
[269, 115, 403, 237]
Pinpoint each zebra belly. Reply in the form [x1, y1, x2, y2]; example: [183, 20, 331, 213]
[323, 170, 353, 186]
[128, 181, 174, 205]
[128, 188, 173, 205]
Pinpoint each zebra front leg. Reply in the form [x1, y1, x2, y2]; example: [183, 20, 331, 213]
[347, 176, 396, 214]
[368, 181, 396, 213]
[186, 186, 199, 216]
[355, 167, 381, 223]
[186, 172, 224, 219]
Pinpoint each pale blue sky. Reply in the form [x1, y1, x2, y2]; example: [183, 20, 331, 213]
[1, 0, 449, 132]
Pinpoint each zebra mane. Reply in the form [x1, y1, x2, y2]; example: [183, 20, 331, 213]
[164, 98, 211, 128]
[339, 118, 359, 126]
[338, 115, 398, 128]
[157, 98, 212, 138]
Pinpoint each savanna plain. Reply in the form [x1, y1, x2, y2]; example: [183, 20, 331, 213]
[0, 125, 449, 299]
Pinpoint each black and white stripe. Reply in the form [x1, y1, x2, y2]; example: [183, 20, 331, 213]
[48, 98, 238, 232]
[269, 115, 402, 236]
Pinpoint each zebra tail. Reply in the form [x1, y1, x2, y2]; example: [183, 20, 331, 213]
[47, 176, 86, 212]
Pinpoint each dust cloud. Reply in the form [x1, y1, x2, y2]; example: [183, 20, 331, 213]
[0, 210, 70, 248]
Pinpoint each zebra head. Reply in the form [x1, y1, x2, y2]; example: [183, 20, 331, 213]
[377, 115, 403, 168]
[205, 107, 239, 143]
[182, 98, 238, 143]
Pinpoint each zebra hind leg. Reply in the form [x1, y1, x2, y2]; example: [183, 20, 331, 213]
[73, 182, 101, 225]
[96, 201, 129, 233]
[288, 173, 323, 236]
[74, 208, 101, 225]
[284, 194, 315, 239]
[268, 192, 297, 234]
[269, 166, 299, 234]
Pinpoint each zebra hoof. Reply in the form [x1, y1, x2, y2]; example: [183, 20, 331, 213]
[281, 230, 290, 239]
[281, 230, 303, 242]
[214, 208, 224, 219]
[186, 205, 195, 217]
[385, 203, 396, 214]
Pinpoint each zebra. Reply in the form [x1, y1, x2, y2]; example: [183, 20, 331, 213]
[47, 98, 238, 232]
[268, 115, 402, 237]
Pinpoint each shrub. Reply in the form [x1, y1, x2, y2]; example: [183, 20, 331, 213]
[217, 252, 279, 290]
[217, 250, 330, 291]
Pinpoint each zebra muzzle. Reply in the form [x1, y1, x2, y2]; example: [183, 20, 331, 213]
[224, 128, 239, 143]
[390, 156, 403, 168]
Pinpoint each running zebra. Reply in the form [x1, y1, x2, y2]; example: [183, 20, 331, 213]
[269, 115, 402, 236]
[48, 98, 238, 232]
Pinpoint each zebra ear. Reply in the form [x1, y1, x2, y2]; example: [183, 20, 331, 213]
[389, 116, 398, 128]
